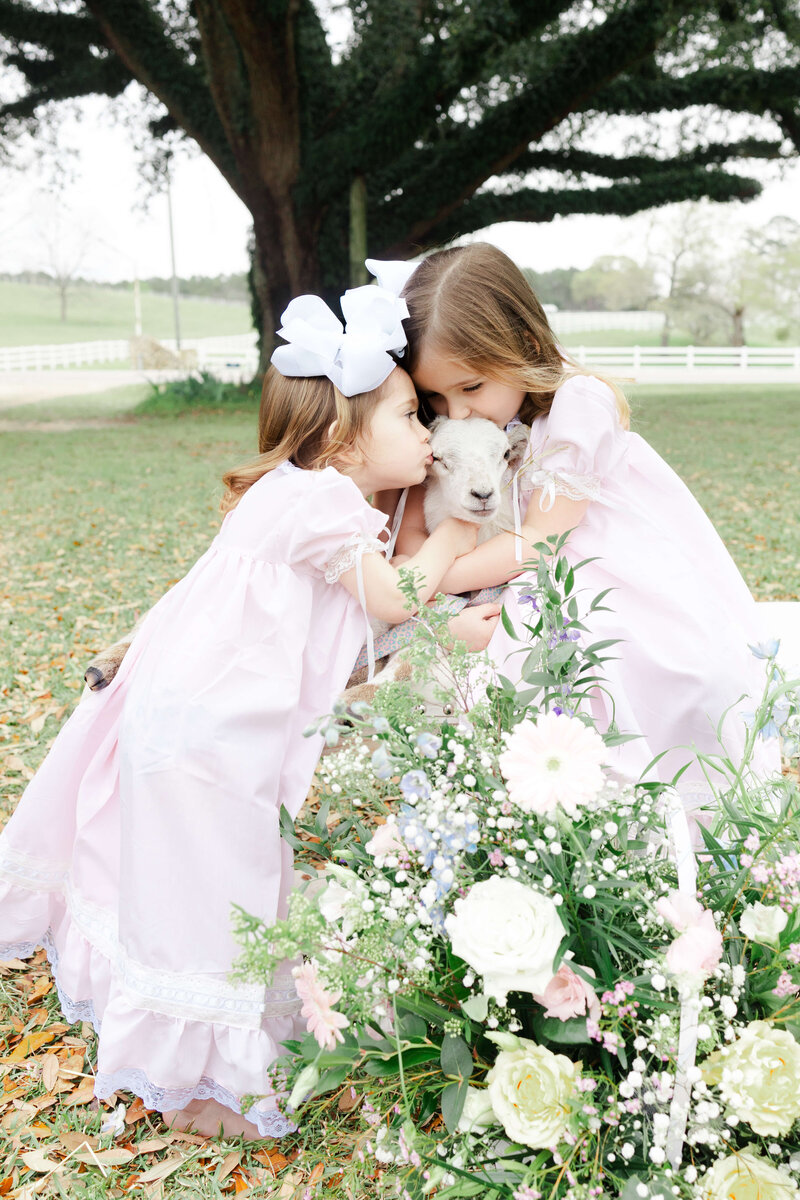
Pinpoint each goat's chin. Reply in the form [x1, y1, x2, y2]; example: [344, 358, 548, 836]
[460, 505, 499, 523]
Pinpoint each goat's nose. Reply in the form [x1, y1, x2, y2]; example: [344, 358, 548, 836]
[470, 488, 494, 501]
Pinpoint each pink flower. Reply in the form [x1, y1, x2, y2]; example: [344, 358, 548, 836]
[498, 713, 605, 817]
[488, 848, 505, 867]
[656, 890, 705, 932]
[665, 910, 723, 981]
[364, 819, 405, 859]
[534, 963, 601, 1022]
[293, 960, 348, 1051]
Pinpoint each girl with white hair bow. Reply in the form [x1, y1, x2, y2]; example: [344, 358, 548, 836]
[0, 283, 478, 1140]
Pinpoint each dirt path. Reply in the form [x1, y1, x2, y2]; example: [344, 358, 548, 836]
[0, 369, 189, 410]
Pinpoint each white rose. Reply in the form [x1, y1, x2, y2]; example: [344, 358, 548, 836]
[444, 876, 565, 1005]
[739, 902, 789, 947]
[487, 1035, 578, 1148]
[701, 1020, 800, 1136]
[456, 1086, 498, 1134]
[317, 865, 368, 937]
[698, 1149, 799, 1200]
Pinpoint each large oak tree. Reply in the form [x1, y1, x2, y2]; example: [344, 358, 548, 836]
[1, 0, 798, 367]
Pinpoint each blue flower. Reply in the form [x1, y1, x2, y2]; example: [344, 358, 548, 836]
[372, 717, 390, 734]
[371, 745, 394, 779]
[400, 770, 431, 801]
[414, 731, 442, 759]
[749, 639, 780, 660]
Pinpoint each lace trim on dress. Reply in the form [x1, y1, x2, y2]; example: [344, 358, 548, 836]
[1, 872, 301, 1027]
[0, 840, 67, 890]
[527, 468, 603, 513]
[94, 1067, 296, 1136]
[0, 936, 295, 1135]
[323, 533, 385, 584]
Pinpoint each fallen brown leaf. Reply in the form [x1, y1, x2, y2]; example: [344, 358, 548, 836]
[3, 1030, 57, 1063]
[20, 1149, 63, 1174]
[41, 1053, 59, 1092]
[137, 1154, 188, 1184]
[59, 1131, 100, 1153]
[63, 1080, 96, 1106]
[216, 1150, 241, 1183]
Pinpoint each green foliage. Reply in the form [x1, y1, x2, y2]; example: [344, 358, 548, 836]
[134, 372, 260, 414]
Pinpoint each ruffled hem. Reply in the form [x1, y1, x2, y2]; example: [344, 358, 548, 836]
[0, 877, 300, 1138]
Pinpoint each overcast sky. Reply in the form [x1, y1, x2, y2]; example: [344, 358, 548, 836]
[1, 94, 798, 286]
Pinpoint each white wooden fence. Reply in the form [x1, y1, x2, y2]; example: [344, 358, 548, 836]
[550, 310, 665, 333]
[0, 333, 260, 373]
[1, 335, 798, 375]
[571, 346, 800, 370]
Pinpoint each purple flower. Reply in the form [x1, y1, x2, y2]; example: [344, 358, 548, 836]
[400, 770, 431, 801]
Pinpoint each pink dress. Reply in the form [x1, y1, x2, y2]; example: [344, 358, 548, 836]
[0, 463, 387, 1134]
[488, 375, 777, 790]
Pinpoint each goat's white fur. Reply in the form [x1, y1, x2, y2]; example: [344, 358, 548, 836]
[423, 417, 531, 543]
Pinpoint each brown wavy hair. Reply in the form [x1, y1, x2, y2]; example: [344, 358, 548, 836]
[401, 243, 630, 427]
[220, 367, 389, 513]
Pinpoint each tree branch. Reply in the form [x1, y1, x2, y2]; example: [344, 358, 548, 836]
[82, 0, 239, 187]
[376, 166, 762, 257]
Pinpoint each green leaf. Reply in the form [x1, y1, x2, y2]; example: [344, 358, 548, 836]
[314, 1064, 352, 1095]
[362, 1047, 440, 1076]
[399, 992, 456, 1027]
[396, 1011, 428, 1040]
[531, 1014, 591, 1045]
[440, 1034, 473, 1080]
[440, 1079, 469, 1133]
[461, 993, 489, 1022]
[500, 605, 519, 639]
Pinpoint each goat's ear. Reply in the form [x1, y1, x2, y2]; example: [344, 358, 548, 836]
[428, 415, 448, 435]
[506, 423, 531, 472]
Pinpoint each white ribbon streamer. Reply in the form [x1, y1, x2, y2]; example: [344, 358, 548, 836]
[664, 789, 699, 1168]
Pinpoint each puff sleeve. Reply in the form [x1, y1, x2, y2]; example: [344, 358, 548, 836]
[283, 467, 389, 580]
[524, 376, 627, 512]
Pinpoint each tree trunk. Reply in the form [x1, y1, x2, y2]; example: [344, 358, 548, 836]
[59, 282, 68, 323]
[250, 205, 321, 378]
[349, 175, 368, 288]
[660, 311, 671, 347]
[732, 304, 745, 346]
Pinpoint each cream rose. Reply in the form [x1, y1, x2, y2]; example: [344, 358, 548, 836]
[739, 901, 789, 947]
[317, 865, 368, 938]
[444, 876, 565, 1005]
[698, 1149, 799, 1200]
[456, 1086, 498, 1134]
[486, 1034, 578, 1148]
[701, 1020, 800, 1136]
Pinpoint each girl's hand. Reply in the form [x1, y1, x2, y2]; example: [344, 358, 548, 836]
[448, 603, 502, 651]
[436, 517, 480, 558]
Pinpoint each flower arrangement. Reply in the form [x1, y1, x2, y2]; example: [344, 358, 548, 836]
[234, 535, 800, 1199]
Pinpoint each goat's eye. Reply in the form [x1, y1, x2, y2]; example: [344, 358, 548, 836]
[503, 449, 511, 460]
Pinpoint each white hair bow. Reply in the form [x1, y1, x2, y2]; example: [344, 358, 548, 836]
[271, 284, 409, 397]
[365, 258, 419, 297]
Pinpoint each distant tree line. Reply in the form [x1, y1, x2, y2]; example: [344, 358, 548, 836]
[0, 270, 249, 302]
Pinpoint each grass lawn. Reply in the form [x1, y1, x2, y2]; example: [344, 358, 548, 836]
[0, 379, 798, 1196]
[0, 280, 253, 347]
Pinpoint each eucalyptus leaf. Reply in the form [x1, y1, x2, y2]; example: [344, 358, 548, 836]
[440, 1079, 469, 1133]
[440, 1034, 474, 1080]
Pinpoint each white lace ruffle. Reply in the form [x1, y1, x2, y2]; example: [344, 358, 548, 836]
[527, 468, 603, 512]
[0, 934, 295, 1136]
[93, 1067, 296, 1138]
[0, 840, 67, 890]
[323, 533, 385, 584]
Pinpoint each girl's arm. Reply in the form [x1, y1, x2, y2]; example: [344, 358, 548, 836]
[436, 492, 590, 594]
[337, 519, 477, 624]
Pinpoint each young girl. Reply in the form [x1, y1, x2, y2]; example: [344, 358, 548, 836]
[0, 286, 476, 1139]
[368, 245, 776, 791]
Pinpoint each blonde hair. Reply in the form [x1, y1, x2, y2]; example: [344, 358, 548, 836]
[402, 243, 630, 428]
[221, 367, 388, 513]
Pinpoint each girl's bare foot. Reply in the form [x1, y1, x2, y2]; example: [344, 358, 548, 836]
[162, 1097, 263, 1139]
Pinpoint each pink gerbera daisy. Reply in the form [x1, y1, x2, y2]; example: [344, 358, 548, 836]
[498, 712, 605, 817]
[293, 960, 349, 1051]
